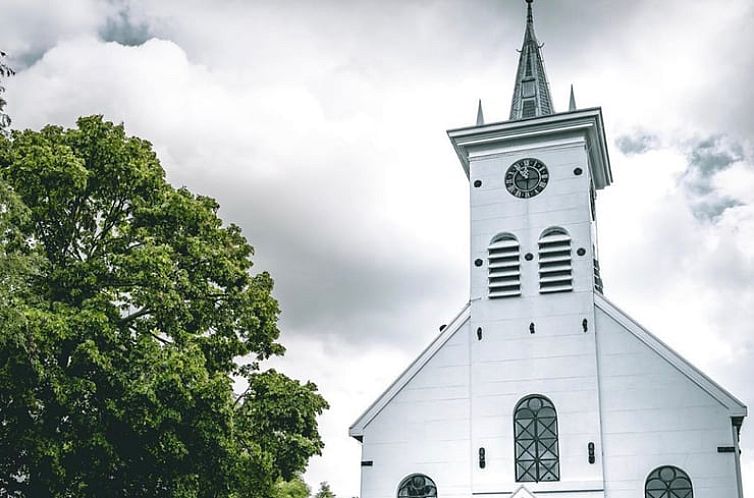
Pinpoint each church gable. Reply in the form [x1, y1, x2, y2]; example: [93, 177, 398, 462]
[596, 294, 745, 496]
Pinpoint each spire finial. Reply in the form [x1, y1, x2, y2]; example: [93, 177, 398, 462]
[569, 84, 577, 111]
[526, 0, 534, 29]
[476, 99, 485, 126]
[509, 0, 554, 120]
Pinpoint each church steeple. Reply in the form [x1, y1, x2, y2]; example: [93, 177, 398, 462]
[509, 0, 554, 120]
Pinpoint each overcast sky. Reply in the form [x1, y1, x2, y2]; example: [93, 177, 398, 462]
[3, 0, 754, 495]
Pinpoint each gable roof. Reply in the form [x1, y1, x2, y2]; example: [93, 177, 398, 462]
[349, 303, 471, 440]
[595, 293, 747, 418]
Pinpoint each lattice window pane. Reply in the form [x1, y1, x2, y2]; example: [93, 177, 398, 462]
[645, 466, 694, 498]
[397, 474, 437, 498]
[514, 395, 560, 482]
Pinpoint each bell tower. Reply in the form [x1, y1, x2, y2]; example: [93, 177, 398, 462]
[448, 0, 613, 493]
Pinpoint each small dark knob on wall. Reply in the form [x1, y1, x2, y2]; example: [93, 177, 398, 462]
[588, 442, 595, 464]
[476, 327, 483, 341]
[478, 447, 486, 469]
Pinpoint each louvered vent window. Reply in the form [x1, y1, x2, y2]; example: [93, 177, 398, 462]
[522, 80, 535, 98]
[488, 233, 521, 298]
[522, 100, 536, 118]
[538, 228, 573, 294]
[593, 257, 604, 293]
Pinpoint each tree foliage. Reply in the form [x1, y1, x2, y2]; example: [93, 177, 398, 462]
[272, 475, 310, 498]
[0, 116, 328, 497]
[314, 482, 335, 498]
[0, 51, 14, 137]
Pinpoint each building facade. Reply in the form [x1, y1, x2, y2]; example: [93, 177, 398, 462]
[349, 2, 747, 498]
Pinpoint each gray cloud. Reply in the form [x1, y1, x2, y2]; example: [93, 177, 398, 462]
[690, 197, 744, 223]
[679, 136, 747, 222]
[615, 131, 660, 156]
[99, 8, 151, 46]
[688, 137, 743, 175]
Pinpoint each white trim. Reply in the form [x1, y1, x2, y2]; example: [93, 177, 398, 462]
[447, 107, 613, 190]
[348, 303, 471, 439]
[595, 293, 748, 418]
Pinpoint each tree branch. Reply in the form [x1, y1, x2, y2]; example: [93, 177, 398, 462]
[119, 307, 152, 324]
[149, 331, 174, 345]
[233, 385, 252, 408]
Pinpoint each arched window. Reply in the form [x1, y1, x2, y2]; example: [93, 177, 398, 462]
[514, 395, 560, 482]
[488, 233, 521, 298]
[645, 466, 693, 498]
[397, 474, 437, 498]
[538, 227, 572, 294]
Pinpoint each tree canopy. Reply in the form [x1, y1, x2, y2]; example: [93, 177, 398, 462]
[0, 116, 328, 498]
[0, 51, 13, 137]
[272, 475, 310, 498]
[313, 482, 336, 498]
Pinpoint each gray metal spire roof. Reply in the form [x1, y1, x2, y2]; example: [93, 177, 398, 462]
[509, 0, 555, 120]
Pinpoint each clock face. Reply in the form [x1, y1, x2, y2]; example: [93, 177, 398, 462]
[504, 158, 549, 198]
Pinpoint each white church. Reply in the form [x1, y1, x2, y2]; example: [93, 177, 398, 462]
[349, 2, 748, 497]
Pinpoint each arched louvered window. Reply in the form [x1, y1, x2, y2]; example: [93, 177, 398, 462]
[488, 233, 521, 298]
[514, 395, 560, 482]
[538, 227, 572, 293]
[397, 474, 437, 498]
[645, 466, 693, 498]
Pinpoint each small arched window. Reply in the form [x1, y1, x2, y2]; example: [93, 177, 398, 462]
[645, 466, 693, 498]
[488, 233, 521, 298]
[397, 474, 437, 498]
[514, 395, 560, 482]
[538, 227, 572, 294]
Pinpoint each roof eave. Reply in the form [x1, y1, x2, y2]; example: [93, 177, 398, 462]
[447, 107, 613, 190]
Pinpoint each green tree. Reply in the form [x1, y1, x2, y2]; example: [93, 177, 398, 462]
[0, 51, 14, 137]
[272, 475, 310, 498]
[0, 116, 328, 498]
[314, 482, 335, 498]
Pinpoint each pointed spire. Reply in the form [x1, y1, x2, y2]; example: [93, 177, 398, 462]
[476, 99, 485, 126]
[509, 0, 555, 121]
[569, 84, 577, 111]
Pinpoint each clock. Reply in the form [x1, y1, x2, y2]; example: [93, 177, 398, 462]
[504, 158, 549, 198]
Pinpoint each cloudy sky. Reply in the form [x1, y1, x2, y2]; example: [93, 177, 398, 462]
[3, 0, 754, 495]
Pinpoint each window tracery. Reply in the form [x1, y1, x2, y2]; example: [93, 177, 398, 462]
[645, 466, 693, 498]
[514, 395, 560, 482]
[397, 474, 437, 498]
